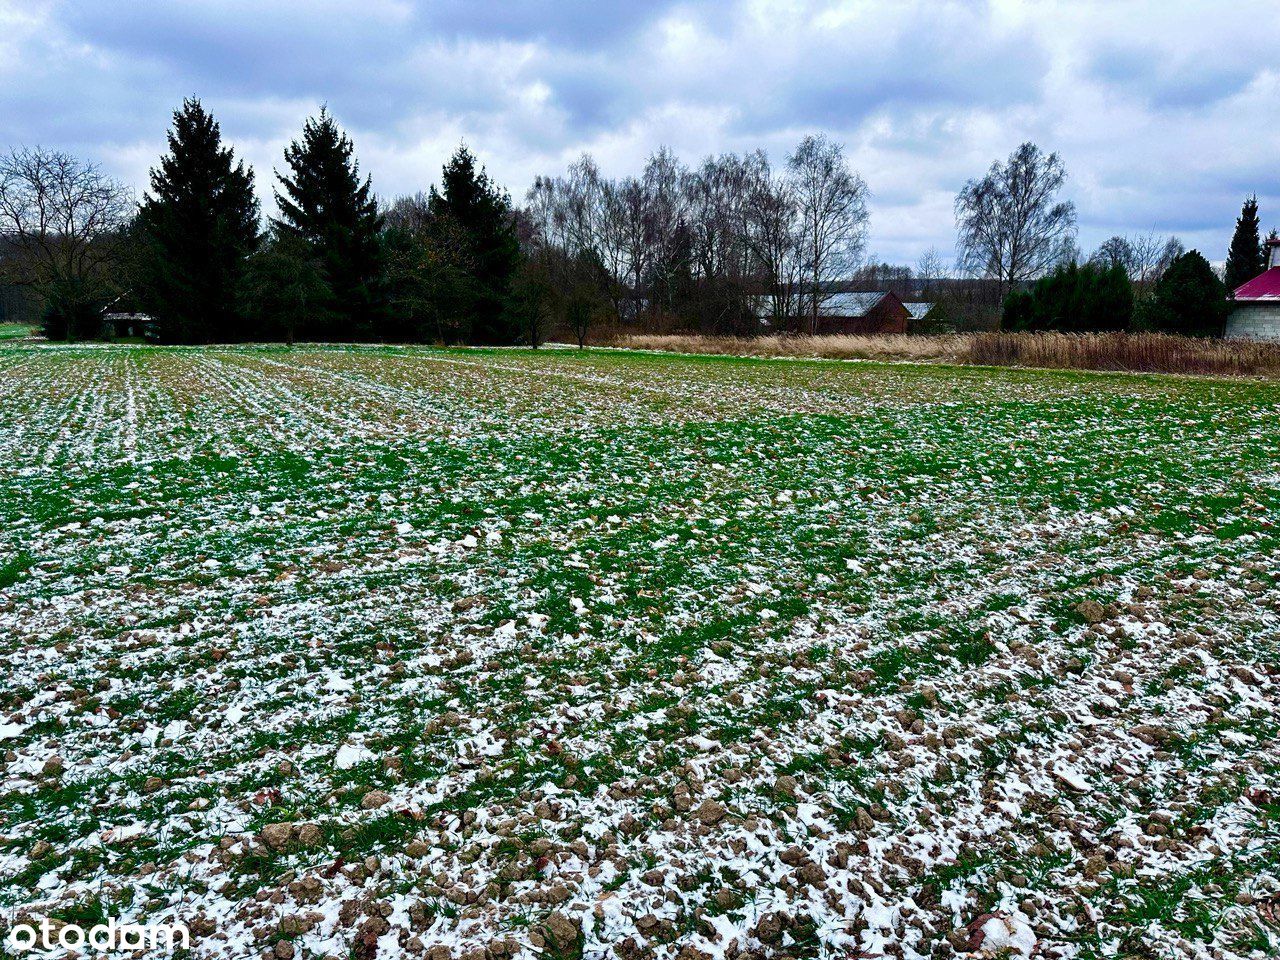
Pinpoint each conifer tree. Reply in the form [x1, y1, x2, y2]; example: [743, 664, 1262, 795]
[428, 145, 520, 344]
[243, 233, 330, 345]
[274, 108, 385, 340]
[1000, 261, 1133, 332]
[1135, 251, 1226, 336]
[135, 99, 260, 344]
[1224, 195, 1264, 294]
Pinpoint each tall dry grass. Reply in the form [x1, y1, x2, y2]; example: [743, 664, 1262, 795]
[592, 331, 1280, 378]
[961, 332, 1280, 377]
[606, 332, 966, 363]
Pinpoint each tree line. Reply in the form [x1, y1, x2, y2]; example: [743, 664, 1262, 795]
[0, 102, 874, 345]
[956, 142, 1274, 336]
[528, 138, 1253, 339]
[523, 134, 870, 339]
[1, 107, 1269, 343]
[0, 100, 522, 345]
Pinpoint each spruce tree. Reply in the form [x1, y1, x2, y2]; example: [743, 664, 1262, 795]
[136, 99, 260, 344]
[428, 145, 520, 344]
[1224, 195, 1264, 294]
[274, 108, 385, 340]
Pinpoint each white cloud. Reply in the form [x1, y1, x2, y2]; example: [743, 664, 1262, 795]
[0, 0, 1273, 263]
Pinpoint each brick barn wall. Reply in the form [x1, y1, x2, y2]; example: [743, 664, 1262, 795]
[1226, 305, 1280, 342]
[864, 296, 910, 334]
[814, 298, 910, 335]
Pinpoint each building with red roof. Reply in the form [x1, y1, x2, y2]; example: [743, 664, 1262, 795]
[1226, 237, 1280, 341]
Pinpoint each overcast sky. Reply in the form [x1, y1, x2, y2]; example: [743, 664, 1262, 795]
[2, 0, 1275, 266]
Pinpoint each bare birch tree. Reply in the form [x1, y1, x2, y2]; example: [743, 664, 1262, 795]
[641, 148, 690, 316]
[955, 142, 1076, 300]
[680, 151, 765, 330]
[743, 167, 802, 327]
[786, 135, 869, 334]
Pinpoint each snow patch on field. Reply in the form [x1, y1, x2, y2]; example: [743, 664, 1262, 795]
[0, 344, 1277, 960]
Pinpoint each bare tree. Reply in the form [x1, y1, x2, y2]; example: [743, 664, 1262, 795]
[1090, 235, 1137, 275]
[743, 160, 801, 328]
[854, 259, 913, 297]
[640, 148, 690, 317]
[561, 156, 603, 260]
[687, 153, 748, 282]
[383, 191, 433, 235]
[955, 142, 1076, 300]
[787, 134, 869, 334]
[1089, 232, 1183, 292]
[523, 162, 616, 344]
[915, 246, 946, 299]
[526, 138, 866, 336]
[1053, 236, 1083, 269]
[680, 151, 767, 332]
[1133, 233, 1184, 289]
[608, 177, 650, 321]
[0, 147, 133, 339]
[563, 252, 610, 348]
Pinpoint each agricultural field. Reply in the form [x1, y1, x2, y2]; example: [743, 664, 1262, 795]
[0, 343, 1277, 960]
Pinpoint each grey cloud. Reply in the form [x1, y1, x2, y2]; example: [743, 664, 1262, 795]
[1, 0, 1276, 265]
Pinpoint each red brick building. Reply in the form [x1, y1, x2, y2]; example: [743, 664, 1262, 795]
[807, 291, 911, 335]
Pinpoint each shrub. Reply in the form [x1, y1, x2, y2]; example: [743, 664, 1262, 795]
[1002, 262, 1133, 333]
[1134, 251, 1226, 337]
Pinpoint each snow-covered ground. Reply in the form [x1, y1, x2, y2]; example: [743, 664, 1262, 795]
[0, 344, 1277, 959]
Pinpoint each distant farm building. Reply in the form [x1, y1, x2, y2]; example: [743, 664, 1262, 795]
[1226, 238, 1280, 341]
[810, 292, 911, 335]
[100, 313, 153, 340]
[752, 290, 937, 334]
[903, 302, 937, 324]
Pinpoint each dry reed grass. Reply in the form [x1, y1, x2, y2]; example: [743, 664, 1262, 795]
[591, 331, 1280, 378]
[962, 332, 1280, 377]
[604, 332, 964, 362]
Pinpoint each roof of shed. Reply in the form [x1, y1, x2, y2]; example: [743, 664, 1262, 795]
[822, 292, 889, 316]
[1232, 268, 1280, 302]
[749, 290, 911, 319]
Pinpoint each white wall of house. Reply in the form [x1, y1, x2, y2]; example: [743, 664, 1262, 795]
[1225, 304, 1280, 341]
